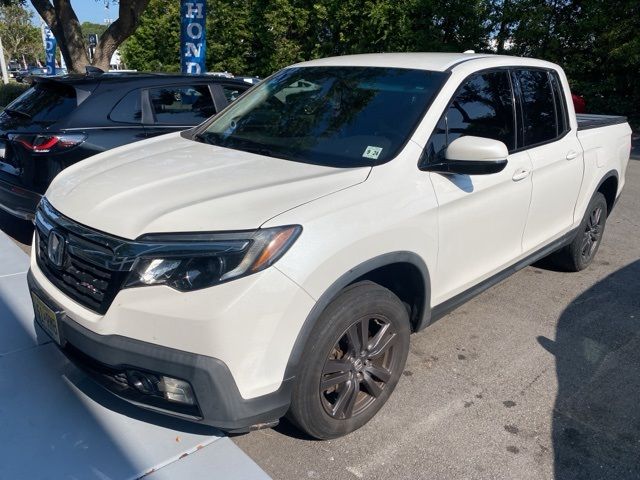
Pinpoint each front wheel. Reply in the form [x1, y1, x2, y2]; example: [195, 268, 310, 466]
[288, 281, 410, 439]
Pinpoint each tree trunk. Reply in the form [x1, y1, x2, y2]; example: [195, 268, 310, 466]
[30, 0, 150, 74]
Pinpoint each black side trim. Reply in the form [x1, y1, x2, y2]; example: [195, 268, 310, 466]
[431, 228, 578, 321]
[28, 270, 292, 432]
[283, 252, 431, 379]
[577, 114, 628, 131]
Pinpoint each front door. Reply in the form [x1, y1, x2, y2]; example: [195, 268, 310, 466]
[423, 70, 533, 304]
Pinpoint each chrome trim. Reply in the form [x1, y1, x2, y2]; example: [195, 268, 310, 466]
[36, 198, 253, 272]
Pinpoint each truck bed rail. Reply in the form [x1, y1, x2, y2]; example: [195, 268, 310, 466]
[577, 114, 628, 131]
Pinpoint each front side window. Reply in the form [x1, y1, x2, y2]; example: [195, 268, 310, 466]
[513, 69, 557, 146]
[149, 85, 215, 125]
[196, 67, 447, 167]
[424, 71, 515, 164]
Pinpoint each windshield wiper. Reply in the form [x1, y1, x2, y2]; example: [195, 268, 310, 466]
[2, 108, 31, 119]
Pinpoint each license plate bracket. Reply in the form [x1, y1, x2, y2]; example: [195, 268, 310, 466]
[31, 293, 64, 346]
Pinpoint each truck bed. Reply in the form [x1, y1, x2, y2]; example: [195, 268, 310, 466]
[577, 114, 628, 131]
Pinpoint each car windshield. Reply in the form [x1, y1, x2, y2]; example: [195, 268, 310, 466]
[196, 66, 447, 167]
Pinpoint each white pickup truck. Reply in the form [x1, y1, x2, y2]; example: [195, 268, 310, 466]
[28, 53, 632, 439]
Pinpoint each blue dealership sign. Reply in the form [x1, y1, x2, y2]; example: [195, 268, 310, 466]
[180, 1, 207, 74]
[42, 25, 57, 75]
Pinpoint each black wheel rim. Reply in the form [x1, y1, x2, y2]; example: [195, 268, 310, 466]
[581, 205, 604, 262]
[320, 315, 398, 420]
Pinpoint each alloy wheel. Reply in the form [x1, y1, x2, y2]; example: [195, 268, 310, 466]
[581, 205, 604, 262]
[319, 315, 398, 420]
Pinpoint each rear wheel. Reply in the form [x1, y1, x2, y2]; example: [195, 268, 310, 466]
[551, 192, 608, 272]
[288, 281, 410, 439]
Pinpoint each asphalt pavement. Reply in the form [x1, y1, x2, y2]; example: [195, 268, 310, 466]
[2, 146, 639, 480]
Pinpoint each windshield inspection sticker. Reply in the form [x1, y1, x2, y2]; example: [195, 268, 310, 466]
[363, 146, 383, 160]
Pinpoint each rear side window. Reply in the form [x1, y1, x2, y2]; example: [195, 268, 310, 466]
[513, 69, 557, 146]
[149, 85, 215, 125]
[110, 89, 142, 123]
[5, 83, 76, 123]
[220, 84, 248, 103]
[424, 70, 515, 163]
[549, 72, 569, 135]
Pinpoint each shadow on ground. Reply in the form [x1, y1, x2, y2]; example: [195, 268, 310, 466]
[0, 210, 33, 246]
[538, 260, 640, 480]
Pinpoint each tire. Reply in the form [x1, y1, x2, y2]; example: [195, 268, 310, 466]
[288, 281, 410, 439]
[551, 192, 608, 272]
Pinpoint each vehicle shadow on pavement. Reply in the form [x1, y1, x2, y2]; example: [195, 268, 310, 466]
[537, 260, 640, 480]
[0, 210, 33, 246]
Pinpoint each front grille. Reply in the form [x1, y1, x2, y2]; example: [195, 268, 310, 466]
[34, 201, 132, 315]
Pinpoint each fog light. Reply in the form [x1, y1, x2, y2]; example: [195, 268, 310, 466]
[158, 376, 196, 405]
[127, 370, 159, 395]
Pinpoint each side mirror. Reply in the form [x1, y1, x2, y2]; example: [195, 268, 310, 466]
[424, 136, 509, 175]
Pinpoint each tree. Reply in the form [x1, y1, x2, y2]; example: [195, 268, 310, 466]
[0, 0, 151, 73]
[81, 22, 109, 39]
[120, 0, 180, 72]
[0, 5, 41, 66]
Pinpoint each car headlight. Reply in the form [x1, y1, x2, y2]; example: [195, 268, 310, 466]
[124, 225, 301, 291]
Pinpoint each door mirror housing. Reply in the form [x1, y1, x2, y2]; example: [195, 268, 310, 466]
[423, 136, 509, 175]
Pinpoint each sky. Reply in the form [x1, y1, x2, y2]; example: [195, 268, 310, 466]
[28, 1, 114, 25]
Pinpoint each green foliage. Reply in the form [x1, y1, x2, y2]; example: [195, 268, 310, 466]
[0, 82, 29, 107]
[118, 0, 640, 127]
[81, 22, 108, 39]
[507, 0, 640, 127]
[0, 4, 42, 65]
[120, 0, 181, 71]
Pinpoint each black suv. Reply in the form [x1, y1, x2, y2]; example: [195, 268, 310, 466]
[0, 73, 252, 219]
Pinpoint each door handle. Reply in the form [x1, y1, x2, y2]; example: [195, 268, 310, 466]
[512, 168, 531, 181]
[566, 150, 579, 160]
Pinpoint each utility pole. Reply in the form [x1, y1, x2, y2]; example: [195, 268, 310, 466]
[0, 36, 9, 85]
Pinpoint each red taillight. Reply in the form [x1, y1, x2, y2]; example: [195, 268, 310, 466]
[9, 133, 86, 153]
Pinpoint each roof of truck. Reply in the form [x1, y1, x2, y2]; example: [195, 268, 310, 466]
[291, 52, 558, 72]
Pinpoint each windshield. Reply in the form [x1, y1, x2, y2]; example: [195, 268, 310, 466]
[196, 66, 447, 167]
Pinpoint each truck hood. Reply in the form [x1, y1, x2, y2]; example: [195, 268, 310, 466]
[46, 133, 370, 239]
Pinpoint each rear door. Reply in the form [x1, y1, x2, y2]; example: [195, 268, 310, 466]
[513, 69, 583, 252]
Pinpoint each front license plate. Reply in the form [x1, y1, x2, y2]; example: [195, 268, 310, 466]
[31, 293, 62, 345]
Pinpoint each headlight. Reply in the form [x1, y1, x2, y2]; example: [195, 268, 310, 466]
[124, 225, 301, 291]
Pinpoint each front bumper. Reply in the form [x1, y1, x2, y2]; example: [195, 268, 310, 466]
[0, 177, 41, 220]
[27, 270, 293, 432]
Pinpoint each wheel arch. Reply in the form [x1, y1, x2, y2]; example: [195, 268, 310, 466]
[596, 170, 619, 216]
[283, 252, 431, 380]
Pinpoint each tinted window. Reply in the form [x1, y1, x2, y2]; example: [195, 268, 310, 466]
[549, 72, 568, 135]
[110, 89, 142, 123]
[221, 84, 247, 103]
[514, 69, 557, 146]
[149, 85, 215, 125]
[2, 83, 76, 124]
[198, 67, 447, 167]
[425, 71, 515, 163]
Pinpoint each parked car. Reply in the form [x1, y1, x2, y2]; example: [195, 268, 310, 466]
[7, 61, 21, 79]
[14, 67, 49, 83]
[28, 53, 631, 439]
[0, 72, 252, 219]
